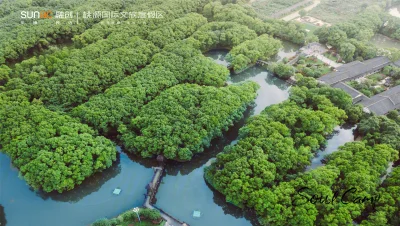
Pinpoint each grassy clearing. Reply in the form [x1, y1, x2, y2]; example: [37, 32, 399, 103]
[308, 0, 385, 23]
[251, 0, 305, 17]
[301, 22, 318, 37]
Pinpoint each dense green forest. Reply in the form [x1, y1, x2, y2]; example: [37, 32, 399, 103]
[0, 0, 124, 63]
[226, 34, 282, 71]
[1, 0, 301, 191]
[0, 89, 116, 192]
[71, 38, 229, 133]
[205, 78, 356, 204]
[1, 0, 400, 225]
[205, 78, 399, 225]
[121, 82, 258, 161]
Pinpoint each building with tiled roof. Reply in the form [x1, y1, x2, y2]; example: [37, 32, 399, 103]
[360, 85, 400, 115]
[332, 82, 366, 103]
[318, 56, 391, 85]
[394, 59, 400, 67]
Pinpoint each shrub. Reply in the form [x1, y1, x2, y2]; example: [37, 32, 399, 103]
[108, 218, 120, 226]
[139, 209, 162, 221]
[268, 62, 295, 79]
[92, 218, 111, 226]
[121, 211, 136, 221]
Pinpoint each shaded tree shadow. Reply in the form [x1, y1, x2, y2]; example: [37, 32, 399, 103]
[205, 182, 261, 226]
[0, 204, 6, 226]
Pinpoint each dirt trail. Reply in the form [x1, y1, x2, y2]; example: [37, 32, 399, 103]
[282, 0, 321, 21]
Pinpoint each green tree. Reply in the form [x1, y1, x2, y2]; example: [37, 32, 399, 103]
[268, 62, 295, 79]
[339, 42, 356, 62]
[299, 9, 307, 17]
[121, 82, 259, 161]
[0, 90, 116, 192]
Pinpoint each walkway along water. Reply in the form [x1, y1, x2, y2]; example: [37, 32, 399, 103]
[143, 162, 189, 226]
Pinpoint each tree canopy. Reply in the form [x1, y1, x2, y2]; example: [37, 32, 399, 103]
[205, 80, 350, 210]
[71, 38, 230, 133]
[121, 82, 259, 161]
[0, 90, 116, 192]
[258, 142, 397, 226]
[226, 34, 282, 71]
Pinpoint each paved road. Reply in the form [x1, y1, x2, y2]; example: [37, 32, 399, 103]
[313, 53, 342, 68]
[282, 0, 321, 21]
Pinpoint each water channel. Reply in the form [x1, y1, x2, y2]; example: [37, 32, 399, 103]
[0, 45, 356, 226]
[307, 124, 356, 170]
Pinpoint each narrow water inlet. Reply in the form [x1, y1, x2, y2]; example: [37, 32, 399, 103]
[307, 125, 357, 170]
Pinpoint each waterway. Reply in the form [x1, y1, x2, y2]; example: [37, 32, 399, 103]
[272, 40, 300, 62]
[307, 124, 356, 170]
[370, 33, 400, 49]
[155, 50, 358, 226]
[0, 147, 155, 226]
[206, 49, 291, 115]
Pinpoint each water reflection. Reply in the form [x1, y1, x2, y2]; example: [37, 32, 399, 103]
[230, 67, 290, 115]
[205, 49, 231, 67]
[0, 147, 153, 226]
[205, 50, 290, 115]
[307, 125, 356, 170]
[272, 40, 300, 62]
[156, 159, 256, 226]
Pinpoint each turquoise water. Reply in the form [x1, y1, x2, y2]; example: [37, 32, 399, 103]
[0, 147, 154, 226]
